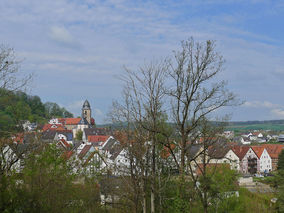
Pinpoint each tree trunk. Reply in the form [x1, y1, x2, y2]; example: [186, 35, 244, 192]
[142, 177, 147, 213]
[151, 141, 156, 213]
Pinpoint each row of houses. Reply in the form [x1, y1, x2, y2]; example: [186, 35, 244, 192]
[3, 100, 128, 175]
[9, 101, 284, 177]
[7, 128, 129, 176]
[189, 143, 284, 175]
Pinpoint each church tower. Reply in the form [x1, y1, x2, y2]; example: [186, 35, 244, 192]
[82, 100, 91, 124]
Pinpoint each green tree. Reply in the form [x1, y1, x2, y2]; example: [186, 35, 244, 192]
[278, 150, 284, 171]
[16, 144, 77, 212]
[75, 130, 83, 141]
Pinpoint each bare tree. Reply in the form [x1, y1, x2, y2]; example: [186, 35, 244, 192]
[123, 61, 168, 213]
[109, 90, 150, 213]
[109, 61, 169, 213]
[109, 37, 239, 212]
[166, 38, 237, 176]
[0, 45, 32, 95]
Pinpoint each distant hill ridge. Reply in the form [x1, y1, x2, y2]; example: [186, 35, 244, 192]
[228, 120, 284, 125]
[97, 120, 284, 132]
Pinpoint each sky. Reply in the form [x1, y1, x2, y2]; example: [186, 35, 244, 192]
[1, 0, 284, 124]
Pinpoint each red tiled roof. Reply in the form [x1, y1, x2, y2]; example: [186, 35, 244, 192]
[42, 124, 64, 132]
[161, 144, 176, 159]
[261, 144, 284, 159]
[58, 118, 66, 124]
[57, 139, 70, 150]
[231, 145, 250, 160]
[60, 139, 70, 148]
[62, 151, 74, 160]
[250, 146, 265, 158]
[88, 135, 110, 143]
[56, 126, 67, 131]
[42, 124, 52, 131]
[65, 118, 81, 125]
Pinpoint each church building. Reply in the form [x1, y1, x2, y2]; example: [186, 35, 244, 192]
[73, 100, 95, 137]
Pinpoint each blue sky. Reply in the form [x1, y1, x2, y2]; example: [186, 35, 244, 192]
[1, 0, 284, 123]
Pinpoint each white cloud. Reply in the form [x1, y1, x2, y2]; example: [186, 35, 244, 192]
[1, 0, 284, 122]
[243, 101, 280, 109]
[271, 109, 284, 118]
[48, 26, 80, 48]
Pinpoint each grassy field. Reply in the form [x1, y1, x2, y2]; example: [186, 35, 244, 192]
[226, 124, 284, 132]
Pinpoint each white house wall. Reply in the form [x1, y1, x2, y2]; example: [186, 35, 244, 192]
[210, 150, 240, 171]
[259, 149, 272, 173]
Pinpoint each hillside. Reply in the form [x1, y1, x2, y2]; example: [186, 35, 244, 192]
[0, 89, 73, 136]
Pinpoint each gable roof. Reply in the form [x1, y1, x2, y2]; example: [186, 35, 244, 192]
[102, 137, 117, 150]
[56, 139, 71, 150]
[65, 118, 81, 125]
[102, 137, 123, 160]
[41, 130, 56, 140]
[250, 146, 265, 158]
[62, 150, 74, 160]
[261, 144, 284, 159]
[42, 124, 64, 132]
[56, 131, 73, 141]
[78, 145, 92, 159]
[186, 144, 203, 160]
[208, 143, 232, 159]
[88, 135, 110, 143]
[231, 145, 250, 160]
[55, 126, 67, 131]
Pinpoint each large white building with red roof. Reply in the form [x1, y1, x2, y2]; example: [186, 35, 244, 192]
[251, 146, 272, 173]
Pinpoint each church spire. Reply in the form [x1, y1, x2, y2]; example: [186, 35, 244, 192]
[82, 100, 92, 125]
[82, 100, 90, 109]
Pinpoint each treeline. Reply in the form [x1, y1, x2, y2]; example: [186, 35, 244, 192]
[0, 89, 73, 134]
[229, 120, 284, 126]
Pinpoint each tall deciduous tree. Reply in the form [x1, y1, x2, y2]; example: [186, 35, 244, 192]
[167, 38, 237, 175]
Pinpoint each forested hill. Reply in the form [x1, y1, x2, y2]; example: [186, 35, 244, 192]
[0, 89, 73, 134]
